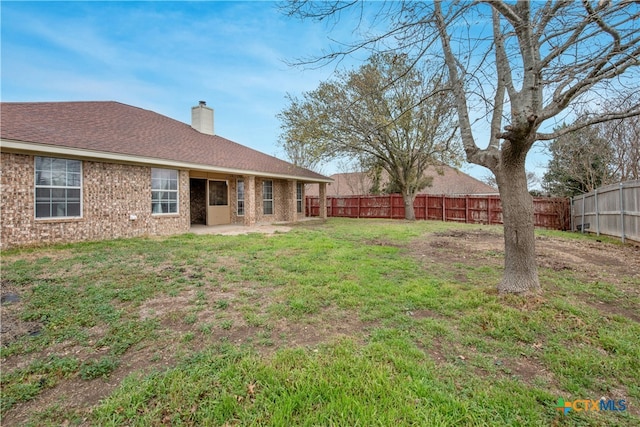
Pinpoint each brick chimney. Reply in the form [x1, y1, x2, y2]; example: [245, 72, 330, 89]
[191, 101, 214, 135]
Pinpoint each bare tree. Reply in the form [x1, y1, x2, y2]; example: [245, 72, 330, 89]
[543, 123, 614, 196]
[282, 0, 640, 294]
[597, 114, 640, 182]
[278, 53, 461, 220]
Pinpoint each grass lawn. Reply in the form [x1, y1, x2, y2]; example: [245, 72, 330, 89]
[1, 218, 639, 426]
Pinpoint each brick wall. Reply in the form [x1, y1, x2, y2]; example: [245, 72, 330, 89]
[1, 153, 190, 249]
[228, 177, 241, 224]
[254, 178, 295, 223]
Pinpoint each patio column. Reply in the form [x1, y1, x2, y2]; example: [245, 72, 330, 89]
[285, 180, 297, 223]
[319, 182, 328, 220]
[244, 175, 256, 226]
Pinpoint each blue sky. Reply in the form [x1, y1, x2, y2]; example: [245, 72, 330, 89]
[1, 1, 548, 181]
[1, 1, 341, 154]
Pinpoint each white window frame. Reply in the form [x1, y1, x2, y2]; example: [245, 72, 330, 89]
[296, 182, 303, 214]
[237, 179, 245, 216]
[34, 156, 82, 219]
[263, 180, 273, 215]
[151, 168, 179, 215]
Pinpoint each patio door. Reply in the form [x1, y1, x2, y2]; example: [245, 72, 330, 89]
[207, 180, 230, 225]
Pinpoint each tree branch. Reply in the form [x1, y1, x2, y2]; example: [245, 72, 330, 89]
[536, 108, 640, 141]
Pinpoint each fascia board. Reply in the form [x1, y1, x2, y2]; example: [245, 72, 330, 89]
[1, 139, 333, 184]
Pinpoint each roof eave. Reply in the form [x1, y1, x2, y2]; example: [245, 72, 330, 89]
[0, 139, 334, 183]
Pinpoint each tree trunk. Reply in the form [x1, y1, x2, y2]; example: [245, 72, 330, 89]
[403, 192, 416, 220]
[494, 159, 541, 294]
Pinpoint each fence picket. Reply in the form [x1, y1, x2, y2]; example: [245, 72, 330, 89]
[570, 180, 639, 243]
[306, 194, 570, 230]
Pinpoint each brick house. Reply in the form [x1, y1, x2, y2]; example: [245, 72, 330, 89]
[1, 101, 331, 249]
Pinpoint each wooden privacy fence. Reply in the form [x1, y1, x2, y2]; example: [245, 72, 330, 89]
[571, 180, 640, 243]
[305, 194, 570, 230]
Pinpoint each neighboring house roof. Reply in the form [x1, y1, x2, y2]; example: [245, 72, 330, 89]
[306, 165, 498, 196]
[0, 101, 331, 182]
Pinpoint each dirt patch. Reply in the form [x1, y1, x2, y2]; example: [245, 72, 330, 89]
[1, 339, 180, 427]
[270, 311, 375, 351]
[409, 227, 639, 397]
[1, 280, 43, 348]
[410, 229, 640, 288]
[419, 335, 560, 395]
[1, 273, 374, 426]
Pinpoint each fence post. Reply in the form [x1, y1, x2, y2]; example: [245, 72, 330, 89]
[487, 197, 491, 225]
[620, 182, 626, 243]
[423, 194, 427, 220]
[570, 197, 574, 231]
[390, 194, 393, 219]
[442, 195, 446, 222]
[581, 194, 585, 234]
[594, 189, 599, 236]
[465, 196, 469, 223]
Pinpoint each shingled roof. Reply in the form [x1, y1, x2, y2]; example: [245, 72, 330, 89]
[0, 101, 330, 182]
[306, 166, 498, 196]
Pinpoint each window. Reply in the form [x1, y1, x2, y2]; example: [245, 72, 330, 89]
[237, 179, 245, 216]
[151, 168, 179, 214]
[209, 180, 228, 206]
[35, 156, 82, 218]
[263, 180, 273, 215]
[296, 182, 303, 213]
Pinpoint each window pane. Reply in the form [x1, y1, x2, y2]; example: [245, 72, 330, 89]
[67, 203, 81, 217]
[68, 172, 82, 187]
[51, 158, 66, 170]
[35, 156, 51, 170]
[52, 203, 67, 217]
[36, 203, 50, 218]
[67, 189, 81, 203]
[209, 181, 228, 206]
[263, 180, 273, 214]
[237, 180, 244, 200]
[264, 200, 273, 215]
[263, 181, 273, 199]
[35, 187, 51, 202]
[51, 169, 66, 186]
[51, 188, 66, 203]
[67, 161, 81, 173]
[36, 171, 51, 186]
